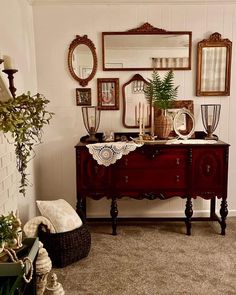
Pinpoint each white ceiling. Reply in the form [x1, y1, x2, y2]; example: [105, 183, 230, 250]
[28, 0, 236, 5]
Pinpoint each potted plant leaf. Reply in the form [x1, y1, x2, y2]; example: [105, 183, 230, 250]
[0, 212, 21, 250]
[144, 70, 179, 139]
[0, 92, 54, 196]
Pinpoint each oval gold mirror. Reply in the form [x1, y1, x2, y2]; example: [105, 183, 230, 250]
[122, 74, 151, 128]
[68, 35, 97, 87]
[173, 108, 195, 140]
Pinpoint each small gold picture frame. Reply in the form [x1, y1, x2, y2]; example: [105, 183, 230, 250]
[76, 88, 91, 106]
[97, 78, 119, 110]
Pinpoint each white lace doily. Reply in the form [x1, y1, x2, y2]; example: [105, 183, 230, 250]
[87, 141, 143, 166]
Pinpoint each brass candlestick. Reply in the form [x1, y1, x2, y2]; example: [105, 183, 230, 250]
[2, 69, 18, 98]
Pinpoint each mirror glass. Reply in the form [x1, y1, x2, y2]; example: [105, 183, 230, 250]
[196, 32, 232, 96]
[173, 108, 195, 139]
[122, 74, 151, 128]
[68, 35, 97, 87]
[72, 44, 93, 79]
[102, 23, 192, 71]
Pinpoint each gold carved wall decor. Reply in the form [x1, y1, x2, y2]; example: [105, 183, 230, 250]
[102, 23, 192, 71]
[196, 32, 232, 96]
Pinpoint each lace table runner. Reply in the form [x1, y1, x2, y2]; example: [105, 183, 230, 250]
[87, 141, 143, 166]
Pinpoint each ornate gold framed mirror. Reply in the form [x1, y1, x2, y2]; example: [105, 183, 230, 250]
[102, 23, 192, 71]
[122, 74, 151, 128]
[68, 35, 97, 87]
[196, 32, 232, 96]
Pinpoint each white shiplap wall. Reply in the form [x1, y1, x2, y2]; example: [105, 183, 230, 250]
[0, 0, 38, 223]
[32, 2, 236, 217]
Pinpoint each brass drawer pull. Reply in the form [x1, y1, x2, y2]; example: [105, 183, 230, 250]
[176, 175, 180, 182]
[206, 165, 211, 173]
[125, 176, 129, 183]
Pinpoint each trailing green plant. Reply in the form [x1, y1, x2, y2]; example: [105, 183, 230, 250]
[144, 70, 179, 110]
[0, 92, 54, 196]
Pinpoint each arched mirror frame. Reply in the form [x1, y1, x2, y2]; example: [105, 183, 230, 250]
[173, 108, 195, 140]
[122, 74, 151, 128]
[196, 32, 232, 96]
[68, 35, 98, 87]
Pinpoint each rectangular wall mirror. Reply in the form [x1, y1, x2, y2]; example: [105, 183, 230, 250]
[102, 23, 192, 71]
[196, 32, 232, 96]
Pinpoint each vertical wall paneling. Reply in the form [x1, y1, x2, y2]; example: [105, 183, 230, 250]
[32, 2, 236, 217]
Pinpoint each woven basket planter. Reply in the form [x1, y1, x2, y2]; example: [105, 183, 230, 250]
[38, 224, 91, 268]
[154, 110, 172, 139]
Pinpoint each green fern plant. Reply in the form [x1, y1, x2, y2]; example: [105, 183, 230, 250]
[144, 70, 179, 110]
[0, 92, 54, 196]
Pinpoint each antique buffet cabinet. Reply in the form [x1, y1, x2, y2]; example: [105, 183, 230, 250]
[75, 138, 229, 236]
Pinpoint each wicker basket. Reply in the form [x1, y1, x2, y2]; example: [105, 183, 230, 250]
[38, 224, 91, 268]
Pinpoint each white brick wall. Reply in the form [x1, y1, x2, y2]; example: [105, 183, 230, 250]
[0, 133, 18, 215]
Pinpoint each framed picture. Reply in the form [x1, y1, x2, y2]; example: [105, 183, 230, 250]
[76, 88, 91, 106]
[97, 78, 119, 110]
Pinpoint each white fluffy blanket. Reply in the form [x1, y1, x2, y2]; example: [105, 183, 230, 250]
[23, 216, 56, 238]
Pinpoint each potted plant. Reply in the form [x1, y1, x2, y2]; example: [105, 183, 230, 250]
[0, 212, 21, 254]
[0, 92, 54, 196]
[144, 70, 179, 139]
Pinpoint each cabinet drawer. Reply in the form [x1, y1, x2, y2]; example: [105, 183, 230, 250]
[115, 168, 187, 189]
[118, 148, 187, 169]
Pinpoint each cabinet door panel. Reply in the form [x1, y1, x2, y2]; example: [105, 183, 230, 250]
[191, 148, 226, 192]
[77, 150, 111, 190]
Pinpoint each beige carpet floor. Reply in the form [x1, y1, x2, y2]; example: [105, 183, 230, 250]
[54, 218, 236, 295]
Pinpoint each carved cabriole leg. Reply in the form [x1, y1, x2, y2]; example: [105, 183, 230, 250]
[76, 195, 87, 222]
[110, 197, 118, 236]
[220, 198, 228, 235]
[185, 198, 193, 235]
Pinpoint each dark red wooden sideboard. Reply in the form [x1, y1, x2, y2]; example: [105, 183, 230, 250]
[75, 140, 229, 235]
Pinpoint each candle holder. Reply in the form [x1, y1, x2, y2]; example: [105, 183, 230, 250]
[81, 106, 101, 142]
[2, 69, 18, 98]
[138, 118, 145, 140]
[201, 104, 221, 140]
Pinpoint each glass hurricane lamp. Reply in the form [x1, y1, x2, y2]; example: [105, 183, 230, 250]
[201, 104, 221, 140]
[81, 106, 101, 142]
